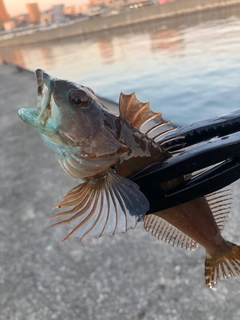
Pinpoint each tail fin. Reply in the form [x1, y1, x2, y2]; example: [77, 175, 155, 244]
[205, 242, 240, 288]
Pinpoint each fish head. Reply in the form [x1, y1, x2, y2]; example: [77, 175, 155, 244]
[18, 69, 122, 159]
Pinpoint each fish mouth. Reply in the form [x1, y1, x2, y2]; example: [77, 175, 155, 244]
[18, 69, 56, 134]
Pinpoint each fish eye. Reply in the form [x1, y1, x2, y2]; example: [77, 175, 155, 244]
[69, 90, 89, 108]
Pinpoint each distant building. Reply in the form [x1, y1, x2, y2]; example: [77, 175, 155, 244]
[15, 14, 29, 28]
[26, 3, 41, 24]
[3, 20, 16, 31]
[52, 4, 65, 23]
[80, 4, 90, 15]
[0, 0, 9, 28]
[88, 0, 104, 5]
[64, 5, 89, 16]
[104, 0, 126, 9]
[40, 12, 52, 26]
[15, 14, 28, 23]
[64, 6, 75, 16]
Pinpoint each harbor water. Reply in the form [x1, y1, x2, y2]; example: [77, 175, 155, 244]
[1, 7, 240, 125]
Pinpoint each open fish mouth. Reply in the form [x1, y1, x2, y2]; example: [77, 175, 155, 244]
[18, 69, 56, 134]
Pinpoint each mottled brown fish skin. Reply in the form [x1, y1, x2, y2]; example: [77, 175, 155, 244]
[114, 117, 172, 177]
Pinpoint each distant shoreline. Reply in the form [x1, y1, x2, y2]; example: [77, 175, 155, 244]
[0, 0, 240, 48]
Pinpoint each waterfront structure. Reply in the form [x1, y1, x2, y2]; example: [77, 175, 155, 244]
[26, 3, 41, 24]
[40, 12, 53, 25]
[88, 4, 110, 16]
[0, 0, 9, 28]
[126, 0, 151, 7]
[104, 0, 126, 9]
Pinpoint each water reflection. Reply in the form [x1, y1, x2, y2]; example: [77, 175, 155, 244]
[1, 6, 240, 124]
[1, 5, 240, 69]
[150, 29, 182, 53]
[0, 48, 25, 67]
[98, 39, 115, 64]
[40, 47, 53, 63]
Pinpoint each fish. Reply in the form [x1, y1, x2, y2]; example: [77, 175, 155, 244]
[18, 69, 240, 288]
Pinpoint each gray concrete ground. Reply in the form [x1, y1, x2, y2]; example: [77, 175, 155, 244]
[1, 64, 240, 320]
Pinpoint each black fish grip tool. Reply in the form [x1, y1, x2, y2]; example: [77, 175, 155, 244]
[131, 109, 240, 213]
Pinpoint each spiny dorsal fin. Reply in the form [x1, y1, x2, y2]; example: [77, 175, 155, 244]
[51, 171, 149, 243]
[119, 92, 158, 129]
[119, 93, 178, 141]
[144, 214, 198, 251]
[205, 186, 232, 232]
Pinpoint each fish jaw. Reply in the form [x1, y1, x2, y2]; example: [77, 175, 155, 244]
[18, 108, 38, 127]
[18, 69, 59, 135]
[18, 107, 56, 134]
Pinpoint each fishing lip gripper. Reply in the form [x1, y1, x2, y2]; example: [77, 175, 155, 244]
[130, 109, 240, 214]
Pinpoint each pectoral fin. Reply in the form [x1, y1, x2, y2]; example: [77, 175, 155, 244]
[51, 171, 149, 242]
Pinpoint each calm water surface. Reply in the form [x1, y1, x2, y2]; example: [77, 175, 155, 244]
[2, 10, 240, 125]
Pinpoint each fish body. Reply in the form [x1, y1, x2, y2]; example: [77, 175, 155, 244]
[18, 69, 174, 239]
[18, 69, 240, 288]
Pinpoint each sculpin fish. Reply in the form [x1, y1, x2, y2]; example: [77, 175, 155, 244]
[18, 69, 240, 288]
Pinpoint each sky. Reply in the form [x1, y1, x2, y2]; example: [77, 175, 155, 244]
[5, 0, 88, 17]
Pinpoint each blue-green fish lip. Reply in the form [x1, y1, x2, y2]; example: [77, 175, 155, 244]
[18, 108, 55, 133]
[18, 108, 38, 126]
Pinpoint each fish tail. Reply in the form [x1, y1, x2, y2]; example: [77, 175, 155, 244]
[205, 242, 240, 288]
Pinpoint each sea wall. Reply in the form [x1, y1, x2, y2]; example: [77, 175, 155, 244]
[0, 0, 240, 48]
